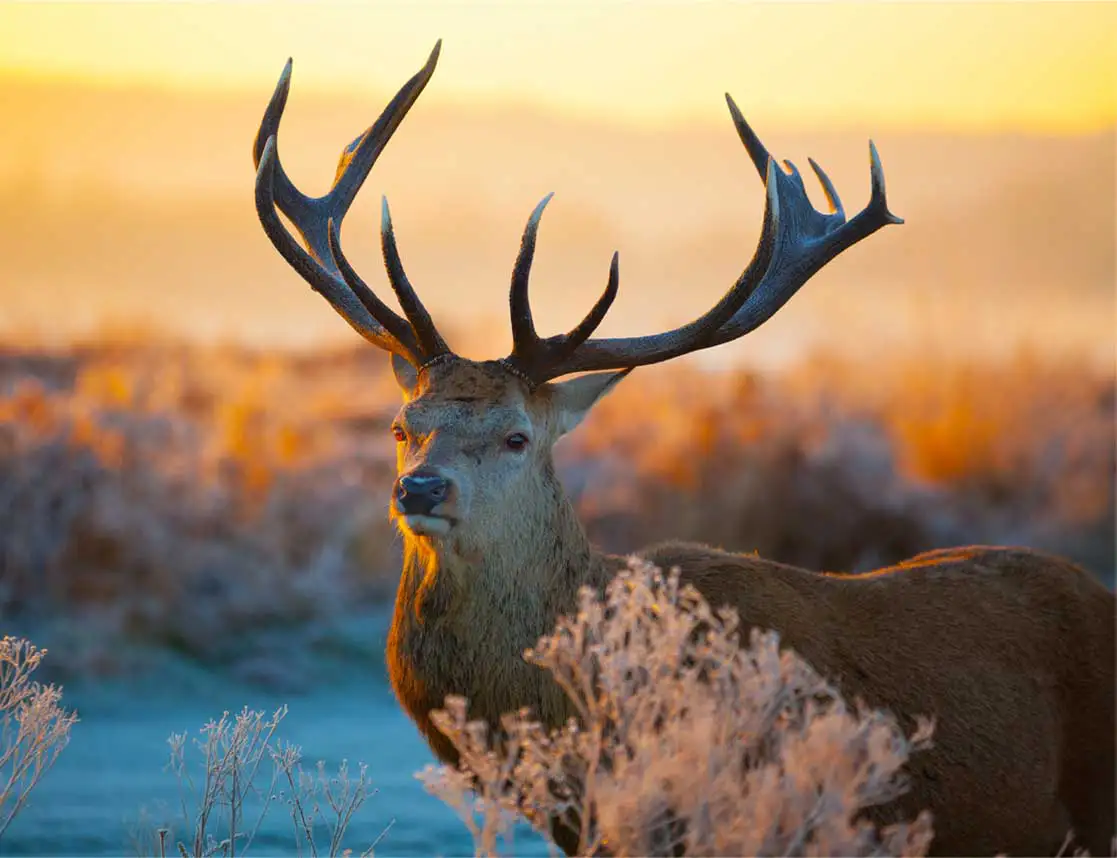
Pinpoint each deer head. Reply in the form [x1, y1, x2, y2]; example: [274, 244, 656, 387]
[252, 39, 902, 561]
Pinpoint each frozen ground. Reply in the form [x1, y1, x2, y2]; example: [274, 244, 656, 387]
[2, 612, 549, 857]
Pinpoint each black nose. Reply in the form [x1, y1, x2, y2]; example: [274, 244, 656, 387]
[396, 471, 450, 516]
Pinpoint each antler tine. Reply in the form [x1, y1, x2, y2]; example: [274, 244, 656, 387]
[253, 41, 447, 364]
[326, 217, 420, 352]
[560, 251, 620, 356]
[253, 59, 304, 221]
[504, 195, 623, 380]
[508, 193, 554, 361]
[380, 197, 450, 357]
[808, 156, 844, 218]
[505, 96, 903, 383]
[257, 138, 407, 353]
[726, 93, 773, 182]
[331, 41, 441, 221]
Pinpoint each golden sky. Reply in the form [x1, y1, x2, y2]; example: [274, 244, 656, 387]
[1, 2, 1114, 132]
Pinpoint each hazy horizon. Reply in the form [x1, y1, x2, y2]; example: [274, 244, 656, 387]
[2, 73, 1113, 371]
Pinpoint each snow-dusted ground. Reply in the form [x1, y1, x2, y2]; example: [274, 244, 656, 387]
[3, 613, 549, 857]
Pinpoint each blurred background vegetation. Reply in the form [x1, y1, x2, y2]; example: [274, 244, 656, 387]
[1, 338, 1111, 685]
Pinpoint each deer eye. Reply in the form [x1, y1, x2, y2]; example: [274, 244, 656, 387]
[504, 433, 529, 452]
[391, 425, 407, 443]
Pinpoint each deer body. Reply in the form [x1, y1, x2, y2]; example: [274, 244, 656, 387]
[382, 360, 1115, 857]
[252, 43, 1116, 856]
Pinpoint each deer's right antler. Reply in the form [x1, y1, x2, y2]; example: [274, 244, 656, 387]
[253, 41, 449, 367]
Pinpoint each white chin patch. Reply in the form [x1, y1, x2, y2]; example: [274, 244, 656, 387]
[402, 515, 453, 537]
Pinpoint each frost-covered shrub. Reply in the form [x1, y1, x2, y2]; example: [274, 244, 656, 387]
[418, 560, 934, 857]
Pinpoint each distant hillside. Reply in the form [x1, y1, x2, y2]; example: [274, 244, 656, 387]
[1, 76, 1113, 366]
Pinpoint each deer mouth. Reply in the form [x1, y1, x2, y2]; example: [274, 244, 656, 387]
[400, 514, 454, 537]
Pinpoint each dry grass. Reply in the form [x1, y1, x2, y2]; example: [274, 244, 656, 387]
[162, 706, 386, 858]
[418, 559, 935, 857]
[1, 337, 1112, 678]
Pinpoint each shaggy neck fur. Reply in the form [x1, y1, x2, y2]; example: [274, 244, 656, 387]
[386, 459, 618, 762]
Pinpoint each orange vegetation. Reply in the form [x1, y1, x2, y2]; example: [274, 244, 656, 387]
[1, 337, 1112, 678]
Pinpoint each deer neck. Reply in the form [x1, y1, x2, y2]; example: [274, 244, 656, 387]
[387, 464, 612, 748]
[396, 471, 599, 634]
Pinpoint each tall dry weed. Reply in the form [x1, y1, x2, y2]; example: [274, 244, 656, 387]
[164, 705, 387, 858]
[0, 636, 77, 842]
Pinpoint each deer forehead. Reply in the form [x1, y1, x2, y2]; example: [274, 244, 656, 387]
[400, 359, 544, 438]
[416, 358, 527, 398]
[400, 400, 531, 438]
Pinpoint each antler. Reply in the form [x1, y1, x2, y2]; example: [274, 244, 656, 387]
[502, 94, 903, 384]
[253, 41, 449, 366]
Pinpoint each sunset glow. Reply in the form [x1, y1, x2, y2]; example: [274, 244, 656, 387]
[1, 2, 1112, 363]
[2, 2, 1115, 132]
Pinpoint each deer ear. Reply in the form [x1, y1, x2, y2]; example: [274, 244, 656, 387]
[550, 369, 632, 436]
[391, 353, 419, 395]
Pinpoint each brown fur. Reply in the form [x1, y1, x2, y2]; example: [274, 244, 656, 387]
[382, 357, 1116, 857]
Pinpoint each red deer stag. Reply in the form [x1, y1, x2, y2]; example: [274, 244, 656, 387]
[252, 41, 1115, 857]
